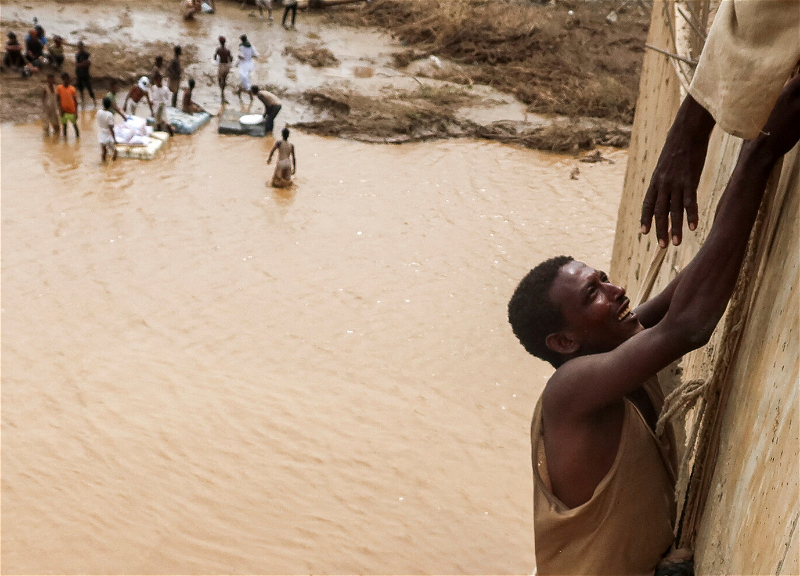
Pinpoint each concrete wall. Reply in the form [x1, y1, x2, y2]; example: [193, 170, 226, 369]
[610, 3, 799, 573]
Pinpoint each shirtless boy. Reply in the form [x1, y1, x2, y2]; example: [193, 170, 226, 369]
[123, 77, 154, 117]
[268, 127, 296, 187]
[214, 36, 233, 103]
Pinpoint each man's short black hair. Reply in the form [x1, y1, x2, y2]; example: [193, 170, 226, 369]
[102, 95, 112, 109]
[174, 45, 182, 55]
[508, 255, 574, 368]
[250, 85, 259, 93]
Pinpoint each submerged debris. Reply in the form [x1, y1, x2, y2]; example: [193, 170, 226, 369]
[283, 44, 340, 68]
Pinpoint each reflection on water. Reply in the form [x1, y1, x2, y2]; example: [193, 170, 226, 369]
[2, 111, 625, 573]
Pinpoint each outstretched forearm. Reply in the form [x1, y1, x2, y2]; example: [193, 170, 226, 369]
[662, 76, 800, 348]
[648, 76, 800, 351]
[663, 137, 776, 348]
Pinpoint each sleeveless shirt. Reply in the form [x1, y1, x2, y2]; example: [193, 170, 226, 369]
[531, 377, 677, 575]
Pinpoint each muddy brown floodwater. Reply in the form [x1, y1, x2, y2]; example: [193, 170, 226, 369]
[2, 2, 627, 574]
[3, 119, 626, 574]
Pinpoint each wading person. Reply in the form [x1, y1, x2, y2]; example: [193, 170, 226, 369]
[508, 76, 800, 576]
[214, 36, 233, 103]
[236, 34, 258, 100]
[250, 85, 281, 132]
[56, 72, 79, 139]
[105, 79, 128, 120]
[150, 73, 174, 136]
[282, 0, 298, 29]
[267, 127, 296, 187]
[74, 40, 96, 109]
[96, 96, 118, 162]
[123, 76, 154, 117]
[167, 45, 183, 107]
[41, 73, 61, 136]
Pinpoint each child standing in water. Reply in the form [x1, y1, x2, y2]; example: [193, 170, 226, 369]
[214, 36, 233, 103]
[56, 72, 79, 139]
[96, 96, 118, 162]
[267, 127, 296, 187]
[150, 73, 175, 136]
[41, 73, 61, 136]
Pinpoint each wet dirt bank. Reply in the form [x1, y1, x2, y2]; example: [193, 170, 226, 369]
[324, 0, 650, 124]
[1, 0, 640, 152]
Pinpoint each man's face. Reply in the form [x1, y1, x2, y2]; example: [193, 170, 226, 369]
[62, 75, 70, 85]
[548, 260, 643, 356]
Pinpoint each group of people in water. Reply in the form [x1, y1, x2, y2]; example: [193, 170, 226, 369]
[4, 0, 302, 186]
[23, 18, 295, 184]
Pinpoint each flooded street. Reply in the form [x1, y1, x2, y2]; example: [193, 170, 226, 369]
[2, 2, 627, 573]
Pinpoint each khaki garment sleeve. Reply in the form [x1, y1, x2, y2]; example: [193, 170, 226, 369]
[688, 0, 800, 139]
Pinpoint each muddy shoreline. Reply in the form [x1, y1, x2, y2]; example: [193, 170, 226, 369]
[1, 0, 647, 152]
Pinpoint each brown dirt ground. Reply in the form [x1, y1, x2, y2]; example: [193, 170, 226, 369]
[324, 0, 650, 124]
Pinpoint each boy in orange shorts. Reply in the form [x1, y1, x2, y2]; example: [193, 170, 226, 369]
[56, 72, 79, 139]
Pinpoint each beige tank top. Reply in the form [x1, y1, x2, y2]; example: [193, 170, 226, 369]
[531, 377, 677, 575]
[43, 85, 58, 112]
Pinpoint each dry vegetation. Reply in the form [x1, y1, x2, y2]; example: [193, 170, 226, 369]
[328, 0, 650, 123]
[296, 83, 630, 151]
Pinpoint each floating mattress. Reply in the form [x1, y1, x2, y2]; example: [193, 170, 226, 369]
[218, 109, 267, 137]
[116, 131, 170, 160]
[166, 107, 212, 135]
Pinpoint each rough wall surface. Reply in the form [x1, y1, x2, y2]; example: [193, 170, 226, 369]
[610, 3, 799, 574]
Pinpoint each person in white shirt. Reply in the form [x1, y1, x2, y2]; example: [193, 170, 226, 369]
[236, 34, 259, 101]
[96, 96, 117, 162]
[150, 72, 174, 136]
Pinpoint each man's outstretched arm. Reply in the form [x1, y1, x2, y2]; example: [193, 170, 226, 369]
[550, 75, 800, 416]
